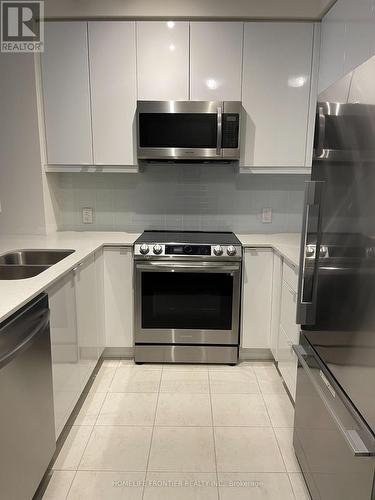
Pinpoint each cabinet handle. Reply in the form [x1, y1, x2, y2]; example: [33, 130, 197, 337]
[73, 262, 83, 272]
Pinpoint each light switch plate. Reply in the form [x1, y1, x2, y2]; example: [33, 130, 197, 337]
[82, 207, 93, 224]
[262, 207, 272, 223]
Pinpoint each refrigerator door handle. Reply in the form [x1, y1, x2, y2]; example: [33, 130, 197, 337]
[293, 345, 375, 457]
[297, 180, 325, 325]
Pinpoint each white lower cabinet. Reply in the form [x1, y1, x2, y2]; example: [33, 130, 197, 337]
[270, 253, 283, 360]
[74, 253, 100, 391]
[48, 250, 103, 439]
[276, 262, 300, 401]
[277, 326, 298, 400]
[241, 249, 274, 350]
[103, 247, 134, 348]
[48, 272, 80, 439]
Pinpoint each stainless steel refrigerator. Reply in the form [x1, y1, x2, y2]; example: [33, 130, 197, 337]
[293, 56, 375, 500]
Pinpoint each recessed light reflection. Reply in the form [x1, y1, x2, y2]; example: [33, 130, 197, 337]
[167, 21, 175, 29]
[288, 75, 308, 88]
[169, 44, 175, 52]
[206, 79, 218, 90]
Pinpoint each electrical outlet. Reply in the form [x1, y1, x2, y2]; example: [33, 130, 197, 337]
[262, 207, 272, 223]
[82, 207, 93, 224]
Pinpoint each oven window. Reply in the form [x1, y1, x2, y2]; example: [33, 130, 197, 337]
[141, 272, 233, 330]
[139, 113, 217, 148]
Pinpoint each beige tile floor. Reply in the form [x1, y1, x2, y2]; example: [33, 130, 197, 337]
[40, 360, 311, 500]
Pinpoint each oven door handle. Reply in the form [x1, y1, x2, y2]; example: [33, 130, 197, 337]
[136, 262, 240, 272]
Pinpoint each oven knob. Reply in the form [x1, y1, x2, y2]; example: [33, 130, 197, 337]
[153, 244, 163, 255]
[139, 244, 149, 255]
[213, 245, 223, 256]
[184, 245, 193, 254]
[227, 246, 237, 256]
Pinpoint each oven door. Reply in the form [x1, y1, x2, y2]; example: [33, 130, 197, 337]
[135, 261, 241, 345]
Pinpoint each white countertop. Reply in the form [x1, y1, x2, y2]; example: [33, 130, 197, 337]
[0, 231, 140, 323]
[237, 233, 301, 268]
[0, 231, 300, 324]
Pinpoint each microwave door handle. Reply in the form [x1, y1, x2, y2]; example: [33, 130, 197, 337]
[296, 180, 325, 325]
[216, 107, 222, 156]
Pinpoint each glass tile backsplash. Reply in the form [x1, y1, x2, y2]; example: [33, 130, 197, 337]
[56, 165, 307, 233]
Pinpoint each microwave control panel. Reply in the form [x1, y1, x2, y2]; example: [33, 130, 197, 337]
[222, 114, 239, 149]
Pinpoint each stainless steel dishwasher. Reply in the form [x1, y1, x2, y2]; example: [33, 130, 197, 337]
[0, 294, 56, 500]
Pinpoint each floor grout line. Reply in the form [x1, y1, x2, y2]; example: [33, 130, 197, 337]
[255, 368, 299, 500]
[72, 364, 118, 476]
[141, 362, 163, 500]
[43, 361, 307, 499]
[208, 367, 220, 499]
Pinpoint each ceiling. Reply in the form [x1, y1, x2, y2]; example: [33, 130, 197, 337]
[45, 0, 337, 21]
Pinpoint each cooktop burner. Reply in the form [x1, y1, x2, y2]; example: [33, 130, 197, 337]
[134, 231, 242, 260]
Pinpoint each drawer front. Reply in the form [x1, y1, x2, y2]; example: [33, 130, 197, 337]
[283, 261, 298, 291]
[278, 326, 297, 400]
[280, 280, 299, 344]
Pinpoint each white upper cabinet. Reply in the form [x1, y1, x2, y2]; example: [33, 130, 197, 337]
[88, 22, 137, 166]
[190, 22, 243, 101]
[319, 6, 347, 93]
[348, 54, 375, 104]
[136, 21, 189, 100]
[319, 0, 375, 94]
[241, 22, 314, 169]
[42, 22, 92, 165]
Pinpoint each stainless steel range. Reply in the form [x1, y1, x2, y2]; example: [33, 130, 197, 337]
[134, 231, 242, 364]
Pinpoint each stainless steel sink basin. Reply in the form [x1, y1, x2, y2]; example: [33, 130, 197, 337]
[0, 249, 75, 266]
[0, 265, 50, 280]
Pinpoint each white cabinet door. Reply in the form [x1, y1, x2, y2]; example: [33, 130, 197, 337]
[190, 22, 243, 101]
[136, 21, 189, 100]
[270, 252, 282, 360]
[104, 247, 133, 348]
[42, 22, 92, 165]
[341, 0, 373, 76]
[88, 22, 137, 166]
[242, 23, 314, 168]
[48, 272, 80, 439]
[319, 0, 375, 94]
[348, 56, 375, 104]
[241, 248, 273, 349]
[277, 326, 297, 400]
[74, 254, 99, 390]
[280, 280, 299, 345]
[319, 5, 346, 93]
[95, 248, 105, 357]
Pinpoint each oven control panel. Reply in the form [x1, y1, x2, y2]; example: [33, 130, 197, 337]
[134, 243, 242, 259]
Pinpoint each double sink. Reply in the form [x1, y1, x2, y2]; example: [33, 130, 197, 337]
[0, 250, 75, 280]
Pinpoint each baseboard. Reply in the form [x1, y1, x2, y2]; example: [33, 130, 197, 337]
[239, 348, 273, 360]
[103, 347, 134, 358]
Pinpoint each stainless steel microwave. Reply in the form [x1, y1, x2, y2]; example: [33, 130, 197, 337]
[136, 100, 242, 161]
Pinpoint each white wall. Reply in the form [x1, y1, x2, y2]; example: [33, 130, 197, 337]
[56, 167, 307, 234]
[45, 0, 335, 20]
[0, 54, 46, 235]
